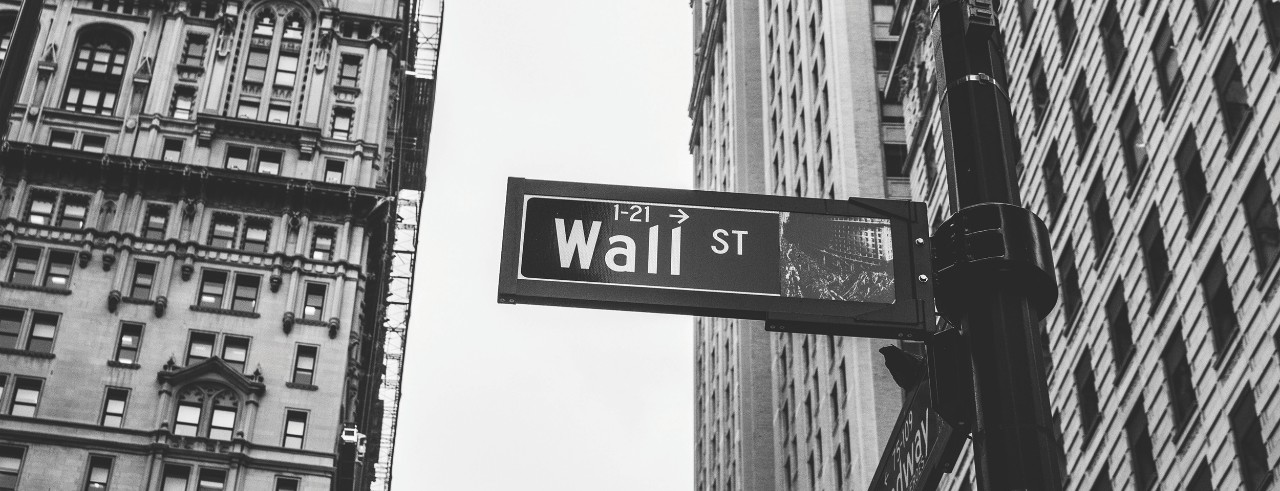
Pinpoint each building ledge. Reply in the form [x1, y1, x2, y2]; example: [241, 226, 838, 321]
[0, 281, 73, 295]
[122, 296, 156, 305]
[286, 382, 319, 391]
[0, 347, 56, 359]
[189, 305, 262, 319]
[107, 360, 141, 370]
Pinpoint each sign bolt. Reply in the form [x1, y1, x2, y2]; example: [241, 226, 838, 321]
[915, 238, 924, 246]
[918, 275, 929, 283]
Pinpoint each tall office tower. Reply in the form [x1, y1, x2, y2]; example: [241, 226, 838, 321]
[0, 0, 441, 489]
[887, 0, 1280, 489]
[689, 0, 908, 489]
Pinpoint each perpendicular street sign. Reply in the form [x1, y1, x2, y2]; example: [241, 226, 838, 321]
[497, 178, 935, 339]
[868, 375, 965, 491]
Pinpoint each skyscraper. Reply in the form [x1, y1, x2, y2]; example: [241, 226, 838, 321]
[887, 0, 1280, 489]
[0, 0, 441, 489]
[689, 0, 909, 489]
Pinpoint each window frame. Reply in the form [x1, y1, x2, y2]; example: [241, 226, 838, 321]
[83, 454, 114, 490]
[292, 344, 317, 385]
[302, 282, 327, 321]
[8, 376, 43, 417]
[1241, 166, 1280, 275]
[283, 409, 307, 448]
[62, 27, 131, 116]
[162, 137, 184, 162]
[114, 321, 144, 365]
[100, 387, 129, 428]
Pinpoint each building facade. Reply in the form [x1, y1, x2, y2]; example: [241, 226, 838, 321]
[0, 0, 440, 489]
[886, 0, 1280, 489]
[689, 0, 909, 489]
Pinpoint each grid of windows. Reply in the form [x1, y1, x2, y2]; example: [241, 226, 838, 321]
[63, 28, 130, 115]
[197, 270, 260, 312]
[0, 308, 59, 353]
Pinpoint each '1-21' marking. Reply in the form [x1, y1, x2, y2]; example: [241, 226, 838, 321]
[614, 204, 650, 222]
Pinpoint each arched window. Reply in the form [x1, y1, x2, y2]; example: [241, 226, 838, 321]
[63, 26, 130, 116]
[234, 5, 310, 124]
[172, 384, 240, 441]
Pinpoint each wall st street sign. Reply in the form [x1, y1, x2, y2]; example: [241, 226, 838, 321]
[498, 178, 935, 338]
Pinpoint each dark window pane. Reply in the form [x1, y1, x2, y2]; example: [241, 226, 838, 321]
[1105, 283, 1133, 371]
[0, 309, 22, 350]
[1125, 401, 1157, 490]
[1059, 244, 1082, 328]
[1243, 166, 1280, 272]
[186, 332, 215, 365]
[1186, 460, 1213, 491]
[1140, 211, 1170, 300]
[1074, 349, 1099, 440]
[1213, 44, 1251, 144]
[1087, 176, 1113, 254]
[1100, 1, 1126, 79]
[1175, 128, 1208, 228]
[232, 274, 260, 311]
[199, 270, 227, 307]
[1162, 326, 1199, 434]
[9, 247, 40, 285]
[1202, 248, 1237, 355]
[1070, 73, 1095, 144]
[116, 322, 143, 365]
[1152, 18, 1183, 105]
[1230, 387, 1269, 491]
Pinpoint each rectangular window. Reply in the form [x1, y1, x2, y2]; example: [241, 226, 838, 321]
[1029, 54, 1050, 124]
[101, 388, 128, 427]
[1069, 73, 1095, 144]
[1140, 211, 1170, 301]
[26, 193, 55, 225]
[187, 332, 215, 366]
[1074, 350, 1099, 440]
[181, 34, 207, 66]
[162, 464, 190, 491]
[267, 104, 289, 124]
[242, 219, 270, 253]
[1174, 128, 1208, 228]
[1044, 149, 1068, 222]
[115, 322, 143, 365]
[225, 146, 251, 172]
[1099, 1, 1126, 79]
[338, 55, 361, 87]
[60, 195, 89, 229]
[8, 247, 39, 285]
[231, 274, 260, 312]
[0, 309, 22, 349]
[237, 100, 259, 119]
[311, 227, 336, 261]
[1213, 43, 1250, 145]
[81, 134, 106, 153]
[1262, 0, 1280, 60]
[1105, 283, 1133, 371]
[173, 402, 201, 436]
[1231, 387, 1269, 491]
[283, 410, 307, 448]
[0, 445, 20, 491]
[1019, 0, 1037, 32]
[293, 345, 316, 385]
[143, 206, 169, 240]
[331, 109, 353, 140]
[1118, 97, 1147, 185]
[63, 86, 118, 115]
[1162, 325, 1198, 434]
[303, 283, 326, 321]
[1056, 0, 1078, 53]
[1090, 466, 1113, 491]
[1202, 248, 1237, 355]
[222, 336, 249, 372]
[1186, 460, 1213, 491]
[209, 215, 238, 249]
[1194, 0, 1220, 23]
[49, 129, 75, 149]
[25, 312, 57, 353]
[274, 54, 298, 86]
[276, 477, 300, 491]
[84, 455, 113, 490]
[244, 48, 269, 84]
[43, 250, 74, 288]
[209, 407, 235, 441]
[1087, 176, 1113, 255]
[1242, 166, 1280, 272]
[130, 261, 157, 299]
[9, 378, 42, 417]
[198, 270, 227, 307]
[1125, 400, 1157, 490]
[873, 41, 894, 70]
[171, 87, 195, 119]
[162, 138, 184, 162]
[1152, 18, 1183, 105]
[882, 144, 907, 178]
[257, 150, 282, 176]
[1059, 244, 1082, 328]
[324, 160, 344, 184]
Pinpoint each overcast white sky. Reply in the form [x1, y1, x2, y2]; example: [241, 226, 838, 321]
[393, 1, 695, 489]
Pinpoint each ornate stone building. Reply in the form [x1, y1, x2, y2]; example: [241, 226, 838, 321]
[0, 0, 441, 489]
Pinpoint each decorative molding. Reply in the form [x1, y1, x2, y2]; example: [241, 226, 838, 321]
[189, 305, 262, 319]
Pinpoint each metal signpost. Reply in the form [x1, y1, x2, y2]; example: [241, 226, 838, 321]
[498, 178, 935, 340]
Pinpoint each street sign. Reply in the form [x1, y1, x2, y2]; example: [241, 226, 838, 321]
[868, 374, 966, 491]
[498, 178, 935, 339]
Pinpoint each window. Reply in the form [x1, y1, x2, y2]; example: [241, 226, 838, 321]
[1029, 54, 1049, 124]
[1118, 97, 1146, 185]
[267, 104, 289, 124]
[1214, 43, 1250, 145]
[1090, 466, 1113, 491]
[237, 100, 259, 119]
[0, 446, 24, 491]
[331, 108, 353, 140]
[1059, 244, 1082, 327]
[114, 322, 143, 365]
[1186, 460, 1213, 491]
[25, 312, 57, 353]
[283, 410, 307, 448]
[292, 345, 317, 385]
[1173, 128, 1208, 230]
[26, 192, 55, 225]
[257, 150, 282, 175]
[275, 477, 300, 491]
[231, 274, 260, 312]
[63, 27, 130, 115]
[1042, 144, 1065, 224]
[43, 251, 74, 288]
[311, 227, 336, 260]
[1162, 325, 1198, 434]
[171, 87, 195, 119]
[162, 464, 190, 491]
[9, 378, 42, 417]
[242, 219, 270, 253]
[221, 336, 249, 372]
[81, 134, 106, 153]
[1125, 400, 1156, 490]
[129, 261, 157, 299]
[197, 468, 228, 490]
[209, 403, 236, 441]
[883, 144, 907, 177]
[274, 54, 298, 86]
[1018, 0, 1036, 32]
[303, 283, 326, 320]
[162, 138, 184, 162]
[8, 247, 38, 284]
[1230, 387, 1269, 491]
[84, 455, 113, 490]
[1074, 350, 1099, 440]
[1139, 211, 1170, 301]
[101, 388, 128, 427]
[1202, 248, 1237, 355]
[1056, 0, 1078, 53]
[181, 34, 207, 66]
[1087, 176, 1113, 255]
[49, 130, 74, 148]
[1069, 73, 1094, 144]
[1242, 166, 1280, 272]
[1105, 283, 1133, 371]
[186, 332, 215, 365]
[1262, 0, 1280, 60]
[55, 195, 88, 229]
[1151, 18, 1183, 105]
[338, 55, 361, 87]
[324, 160, 344, 184]
[1194, 0, 1220, 23]
[244, 48, 269, 84]
[225, 146, 251, 171]
[0, 309, 20, 349]
[1099, 1, 1126, 79]
[143, 206, 169, 240]
[873, 41, 894, 70]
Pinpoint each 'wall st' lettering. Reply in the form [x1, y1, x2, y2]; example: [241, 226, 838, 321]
[554, 219, 683, 275]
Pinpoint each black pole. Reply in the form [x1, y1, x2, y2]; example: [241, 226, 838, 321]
[0, 0, 42, 138]
[931, 1, 1063, 490]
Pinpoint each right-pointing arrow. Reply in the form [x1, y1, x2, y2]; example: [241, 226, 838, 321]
[670, 209, 689, 224]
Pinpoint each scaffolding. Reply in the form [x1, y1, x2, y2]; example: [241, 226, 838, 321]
[370, 0, 442, 489]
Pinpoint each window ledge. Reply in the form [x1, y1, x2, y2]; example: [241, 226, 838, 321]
[189, 305, 261, 319]
[107, 360, 141, 369]
[0, 347, 56, 359]
[1212, 331, 1244, 372]
[1185, 200, 1211, 238]
[286, 382, 319, 391]
[1224, 113, 1255, 158]
[0, 282, 73, 295]
[295, 318, 329, 327]
[1173, 413, 1203, 455]
[121, 296, 156, 305]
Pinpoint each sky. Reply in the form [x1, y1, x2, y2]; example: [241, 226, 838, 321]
[393, 1, 696, 489]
